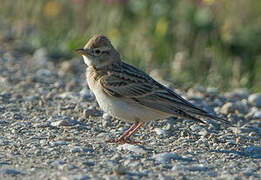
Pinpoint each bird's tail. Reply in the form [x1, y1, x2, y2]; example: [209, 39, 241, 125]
[190, 111, 231, 125]
[176, 110, 206, 124]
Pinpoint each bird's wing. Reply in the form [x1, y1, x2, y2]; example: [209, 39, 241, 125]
[100, 62, 229, 124]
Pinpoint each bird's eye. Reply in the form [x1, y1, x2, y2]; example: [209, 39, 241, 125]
[94, 49, 101, 56]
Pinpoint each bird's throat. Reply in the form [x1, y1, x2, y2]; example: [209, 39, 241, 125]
[82, 55, 92, 66]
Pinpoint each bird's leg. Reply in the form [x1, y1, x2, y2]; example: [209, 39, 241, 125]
[107, 122, 138, 143]
[124, 122, 143, 144]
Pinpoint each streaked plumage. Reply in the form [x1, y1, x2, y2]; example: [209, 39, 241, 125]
[75, 35, 229, 144]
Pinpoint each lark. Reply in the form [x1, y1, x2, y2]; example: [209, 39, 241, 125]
[75, 35, 229, 144]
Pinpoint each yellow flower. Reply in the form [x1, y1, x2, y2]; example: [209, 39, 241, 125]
[155, 18, 168, 37]
[44, 1, 61, 17]
[203, 0, 216, 5]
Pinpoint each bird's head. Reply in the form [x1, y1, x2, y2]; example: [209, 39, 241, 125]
[75, 35, 120, 69]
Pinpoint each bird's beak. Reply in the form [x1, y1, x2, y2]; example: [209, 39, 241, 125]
[74, 48, 92, 56]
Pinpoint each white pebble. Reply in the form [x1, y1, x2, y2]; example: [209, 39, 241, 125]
[248, 93, 261, 107]
[154, 128, 168, 136]
[117, 144, 146, 154]
[152, 152, 178, 164]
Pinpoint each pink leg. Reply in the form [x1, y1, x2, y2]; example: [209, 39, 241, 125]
[125, 122, 143, 140]
[107, 122, 138, 143]
[118, 123, 138, 141]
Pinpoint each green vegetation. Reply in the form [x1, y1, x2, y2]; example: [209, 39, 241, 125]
[0, 0, 260, 92]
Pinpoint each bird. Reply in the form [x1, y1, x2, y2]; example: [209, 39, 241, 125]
[75, 35, 229, 144]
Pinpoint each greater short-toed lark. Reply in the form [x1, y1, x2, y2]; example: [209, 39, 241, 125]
[75, 35, 229, 144]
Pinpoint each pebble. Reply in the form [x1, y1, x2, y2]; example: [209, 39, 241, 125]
[244, 146, 261, 158]
[83, 108, 101, 117]
[154, 128, 169, 136]
[50, 141, 68, 146]
[50, 116, 77, 127]
[50, 160, 66, 166]
[253, 110, 261, 119]
[152, 152, 178, 164]
[185, 165, 209, 171]
[36, 69, 52, 77]
[59, 61, 76, 75]
[220, 101, 248, 114]
[32, 48, 49, 66]
[56, 92, 79, 100]
[225, 88, 249, 99]
[24, 95, 39, 101]
[69, 145, 93, 154]
[102, 113, 112, 127]
[198, 129, 208, 137]
[246, 107, 261, 119]
[70, 146, 82, 153]
[79, 87, 92, 100]
[0, 168, 23, 176]
[206, 87, 219, 95]
[117, 144, 146, 154]
[65, 174, 90, 180]
[102, 113, 112, 121]
[248, 93, 261, 107]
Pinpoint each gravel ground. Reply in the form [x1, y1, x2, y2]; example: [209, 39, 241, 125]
[0, 47, 261, 180]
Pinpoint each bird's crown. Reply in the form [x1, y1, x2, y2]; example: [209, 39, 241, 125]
[84, 35, 113, 50]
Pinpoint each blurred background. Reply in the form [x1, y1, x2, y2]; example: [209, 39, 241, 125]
[0, 0, 260, 92]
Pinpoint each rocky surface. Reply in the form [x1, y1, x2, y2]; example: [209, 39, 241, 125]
[0, 47, 261, 180]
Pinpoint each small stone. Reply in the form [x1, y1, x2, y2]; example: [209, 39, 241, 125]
[220, 102, 236, 114]
[206, 87, 219, 95]
[32, 48, 49, 66]
[56, 92, 79, 100]
[234, 101, 248, 114]
[158, 174, 174, 180]
[12, 113, 23, 120]
[165, 122, 174, 131]
[0, 168, 23, 176]
[50, 141, 68, 146]
[229, 127, 241, 134]
[248, 93, 261, 107]
[198, 129, 208, 137]
[185, 165, 209, 171]
[83, 108, 100, 117]
[24, 95, 39, 101]
[36, 69, 52, 77]
[246, 107, 261, 119]
[79, 87, 92, 100]
[96, 133, 107, 139]
[244, 146, 261, 158]
[253, 111, 261, 119]
[187, 88, 204, 98]
[82, 161, 95, 166]
[50, 160, 66, 166]
[102, 113, 112, 127]
[59, 61, 74, 74]
[66, 174, 90, 180]
[50, 116, 77, 127]
[70, 146, 82, 153]
[154, 128, 169, 136]
[117, 144, 146, 154]
[113, 166, 128, 176]
[225, 88, 249, 99]
[220, 101, 248, 114]
[103, 113, 112, 121]
[152, 152, 178, 164]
